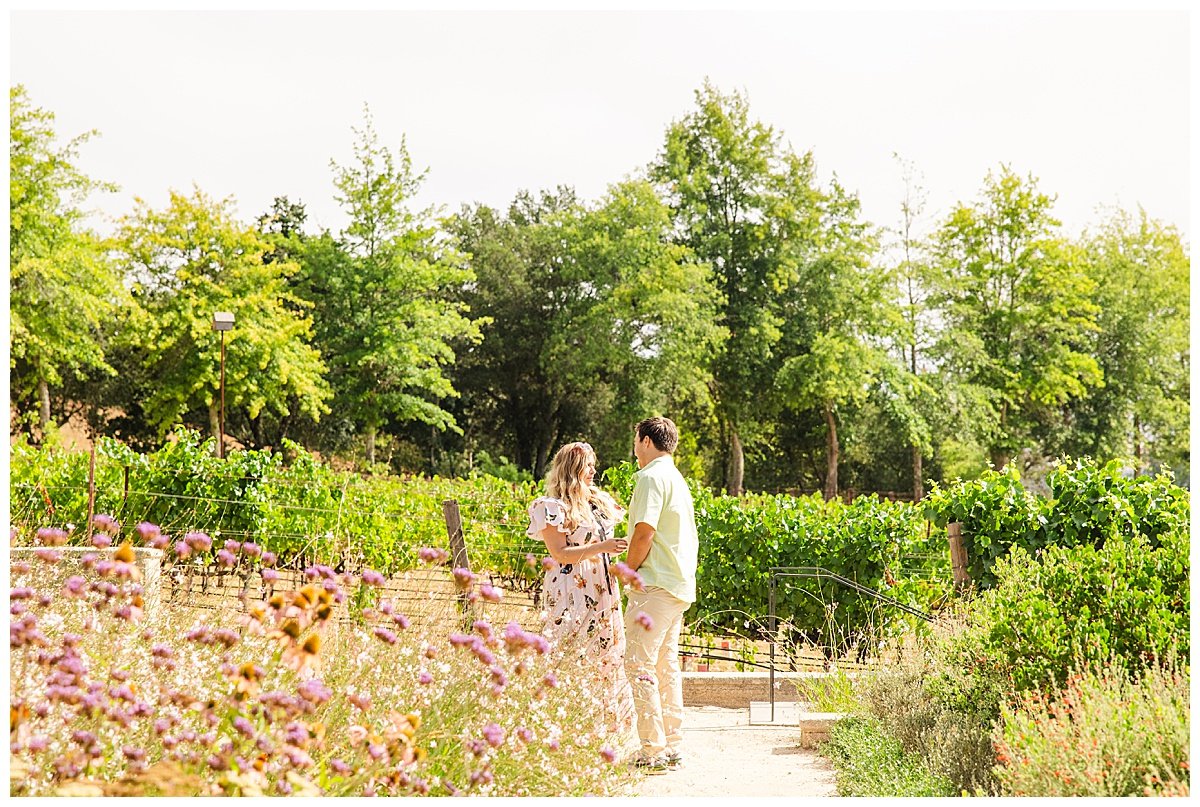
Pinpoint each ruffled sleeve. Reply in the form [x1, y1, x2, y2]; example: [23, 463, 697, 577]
[527, 497, 570, 540]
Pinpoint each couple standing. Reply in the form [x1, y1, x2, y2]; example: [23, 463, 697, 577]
[526, 416, 697, 773]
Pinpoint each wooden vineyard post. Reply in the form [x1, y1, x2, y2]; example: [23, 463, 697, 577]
[442, 499, 474, 620]
[84, 442, 97, 539]
[947, 521, 971, 591]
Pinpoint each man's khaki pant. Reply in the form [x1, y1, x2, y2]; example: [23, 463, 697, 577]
[624, 586, 689, 758]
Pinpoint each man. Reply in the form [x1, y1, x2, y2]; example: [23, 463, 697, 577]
[622, 416, 698, 773]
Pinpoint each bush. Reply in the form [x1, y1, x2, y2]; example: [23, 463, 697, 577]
[993, 663, 1190, 796]
[941, 530, 1189, 697]
[823, 715, 954, 796]
[858, 651, 1001, 795]
[923, 458, 1188, 589]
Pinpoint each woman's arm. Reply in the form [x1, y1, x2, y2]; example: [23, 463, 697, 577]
[540, 525, 627, 565]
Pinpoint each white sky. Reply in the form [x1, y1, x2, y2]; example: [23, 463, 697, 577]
[8, 8, 1193, 244]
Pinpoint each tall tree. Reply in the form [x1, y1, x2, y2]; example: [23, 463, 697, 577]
[307, 108, 483, 463]
[652, 80, 824, 494]
[929, 166, 1102, 470]
[1059, 208, 1189, 473]
[115, 187, 331, 448]
[9, 85, 125, 437]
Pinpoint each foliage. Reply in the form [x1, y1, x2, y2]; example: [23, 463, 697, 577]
[939, 530, 1189, 698]
[923, 458, 1188, 588]
[9, 533, 634, 796]
[302, 107, 484, 460]
[928, 166, 1102, 470]
[794, 670, 859, 713]
[114, 187, 331, 440]
[993, 663, 1190, 796]
[9, 85, 125, 430]
[823, 716, 955, 797]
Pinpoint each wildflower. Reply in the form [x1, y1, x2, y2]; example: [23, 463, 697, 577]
[134, 522, 161, 543]
[418, 671, 433, 685]
[283, 722, 309, 746]
[92, 514, 119, 535]
[33, 548, 60, 563]
[261, 550, 277, 567]
[185, 626, 211, 644]
[223, 539, 242, 553]
[489, 665, 508, 688]
[469, 768, 494, 787]
[525, 552, 538, 569]
[238, 606, 268, 635]
[242, 541, 261, 557]
[393, 613, 410, 629]
[347, 725, 368, 747]
[10, 587, 33, 600]
[600, 746, 616, 763]
[361, 569, 385, 586]
[452, 567, 475, 590]
[541, 556, 557, 572]
[154, 718, 171, 735]
[151, 643, 174, 658]
[635, 611, 654, 631]
[184, 532, 212, 551]
[297, 679, 332, 704]
[216, 549, 237, 567]
[174, 541, 192, 559]
[213, 628, 239, 648]
[480, 584, 503, 603]
[473, 620, 493, 639]
[71, 729, 97, 747]
[261, 568, 279, 583]
[12, 562, 31, 575]
[123, 745, 147, 762]
[449, 632, 474, 648]
[481, 722, 505, 748]
[417, 546, 449, 565]
[424, 644, 438, 659]
[472, 644, 497, 666]
[373, 627, 398, 645]
[282, 633, 322, 675]
[543, 672, 558, 689]
[36, 527, 68, 546]
[516, 727, 534, 744]
[28, 736, 48, 752]
[347, 692, 371, 711]
[367, 743, 387, 762]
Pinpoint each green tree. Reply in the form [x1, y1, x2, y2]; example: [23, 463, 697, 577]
[9, 85, 125, 437]
[308, 108, 483, 463]
[652, 80, 824, 494]
[115, 187, 331, 449]
[1061, 208, 1189, 474]
[929, 166, 1102, 470]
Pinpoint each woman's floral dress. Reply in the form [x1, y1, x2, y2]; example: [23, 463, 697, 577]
[527, 495, 635, 741]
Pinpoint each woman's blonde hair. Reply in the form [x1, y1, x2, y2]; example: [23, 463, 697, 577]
[545, 442, 618, 532]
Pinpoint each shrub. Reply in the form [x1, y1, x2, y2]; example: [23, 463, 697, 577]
[858, 649, 1001, 795]
[941, 530, 1189, 696]
[823, 715, 954, 796]
[993, 663, 1190, 796]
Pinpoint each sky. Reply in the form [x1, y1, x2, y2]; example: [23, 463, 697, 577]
[8, 8, 1193, 245]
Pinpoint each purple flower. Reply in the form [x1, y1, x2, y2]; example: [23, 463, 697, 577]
[134, 522, 161, 542]
[184, 532, 212, 551]
[261, 568, 279, 583]
[473, 620, 493, 639]
[417, 546, 449, 565]
[27, 735, 48, 752]
[241, 542, 261, 557]
[71, 730, 97, 746]
[392, 613, 410, 630]
[154, 718, 171, 735]
[91, 532, 113, 548]
[36, 527, 69, 546]
[472, 645, 497, 666]
[216, 549, 236, 567]
[233, 716, 255, 737]
[479, 584, 503, 603]
[261, 551, 277, 567]
[92, 514, 119, 535]
[367, 743, 387, 762]
[297, 679, 332, 704]
[347, 692, 371, 711]
[452, 567, 475, 590]
[449, 632, 474, 648]
[283, 722, 308, 746]
[223, 539, 241, 553]
[174, 541, 192, 559]
[516, 727, 533, 744]
[361, 569, 385, 586]
[635, 611, 654, 631]
[330, 758, 351, 775]
[542, 672, 558, 689]
[418, 671, 433, 685]
[489, 665, 508, 687]
[373, 627, 397, 645]
[12, 562, 31, 574]
[481, 722, 505, 748]
[10, 587, 33, 600]
[470, 768, 494, 787]
[123, 745, 147, 762]
[600, 746, 616, 763]
[33, 548, 61, 563]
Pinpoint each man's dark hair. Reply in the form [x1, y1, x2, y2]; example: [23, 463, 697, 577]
[636, 416, 679, 454]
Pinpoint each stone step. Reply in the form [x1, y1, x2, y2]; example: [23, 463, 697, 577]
[797, 711, 850, 748]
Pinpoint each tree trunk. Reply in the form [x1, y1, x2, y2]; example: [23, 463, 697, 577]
[208, 401, 221, 457]
[990, 447, 1010, 472]
[365, 423, 377, 465]
[37, 378, 51, 436]
[727, 428, 744, 497]
[912, 445, 924, 501]
[823, 403, 839, 501]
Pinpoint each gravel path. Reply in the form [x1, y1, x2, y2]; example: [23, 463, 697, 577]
[631, 705, 838, 798]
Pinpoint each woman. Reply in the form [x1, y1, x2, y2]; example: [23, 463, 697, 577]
[527, 441, 635, 742]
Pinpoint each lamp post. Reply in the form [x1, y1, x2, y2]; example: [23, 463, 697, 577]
[211, 312, 235, 458]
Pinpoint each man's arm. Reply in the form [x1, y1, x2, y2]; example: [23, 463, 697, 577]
[625, 521, 656, 571]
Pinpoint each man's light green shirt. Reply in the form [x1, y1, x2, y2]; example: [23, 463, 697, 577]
[627, 455, 698, 604]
